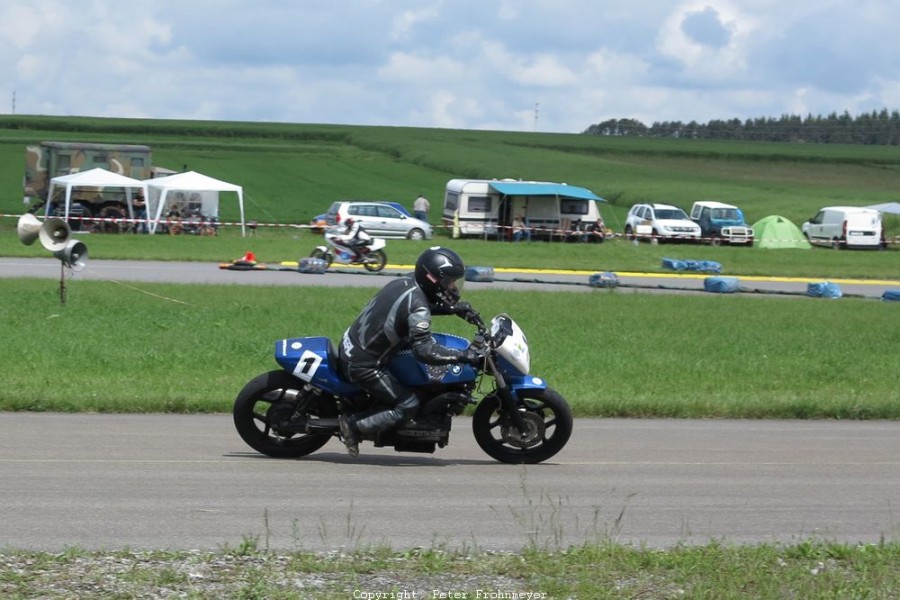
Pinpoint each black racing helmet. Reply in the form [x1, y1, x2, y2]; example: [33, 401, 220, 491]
[415, 246, 466, 306]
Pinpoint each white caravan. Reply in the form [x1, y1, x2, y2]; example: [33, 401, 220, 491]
[442, 179, 604, 240]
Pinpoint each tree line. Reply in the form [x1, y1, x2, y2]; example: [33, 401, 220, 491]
[583, 109, 900, 145]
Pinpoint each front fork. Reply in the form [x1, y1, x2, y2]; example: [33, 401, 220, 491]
[484, 353, 529, 434]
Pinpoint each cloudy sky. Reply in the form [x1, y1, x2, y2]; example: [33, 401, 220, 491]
[2, 0, 899, 133]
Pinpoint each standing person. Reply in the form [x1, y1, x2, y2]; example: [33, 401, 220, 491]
[413, 193, 430, 222]
[132, 191, 147, 234]
[337, 247, 482, 457]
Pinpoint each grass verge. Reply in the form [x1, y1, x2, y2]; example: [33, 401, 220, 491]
[2, 279, 897, 418]
[2, 539, 899, 599]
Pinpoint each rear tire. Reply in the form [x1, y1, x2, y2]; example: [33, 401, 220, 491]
[472, 387, 573, 464]
[233, 370, 335, 458]
[363, 249, 387, 272]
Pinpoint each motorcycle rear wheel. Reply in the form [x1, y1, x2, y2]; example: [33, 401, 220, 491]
[363, 249, 387, 272]
[309, 248, 333, 268]
[472, 387, 573, 464]
[233, 370, 335, 458]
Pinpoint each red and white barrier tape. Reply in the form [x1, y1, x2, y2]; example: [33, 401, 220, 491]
[1, 213, 896, 244]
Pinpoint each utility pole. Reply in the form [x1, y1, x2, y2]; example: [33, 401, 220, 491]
[12, 91, 15, 114]
[533, 102, 539, 131]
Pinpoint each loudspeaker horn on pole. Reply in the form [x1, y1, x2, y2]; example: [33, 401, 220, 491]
[16, 213, 42, 246]
[53, 239, 89, 271]
[38, 217, 72, 252]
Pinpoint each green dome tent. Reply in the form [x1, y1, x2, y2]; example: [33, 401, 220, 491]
[752, 215, 812, 249]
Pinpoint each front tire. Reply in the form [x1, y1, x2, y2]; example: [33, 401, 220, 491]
[472, 387, 573, 464]
[233, 370, 335, 458]
[407, 228, 425, 240]
[363, 249, 387, 272]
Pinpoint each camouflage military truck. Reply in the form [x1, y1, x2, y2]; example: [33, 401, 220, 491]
[24, 141, 156, 231]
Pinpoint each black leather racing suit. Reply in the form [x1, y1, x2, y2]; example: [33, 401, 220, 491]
[338, 274, 467, 435]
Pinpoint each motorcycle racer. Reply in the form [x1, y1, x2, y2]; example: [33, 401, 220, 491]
[337, 246, 481, 456]
[334, 218, 371, 259]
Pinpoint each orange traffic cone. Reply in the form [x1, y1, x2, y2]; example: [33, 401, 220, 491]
[233, 251, 256, 266]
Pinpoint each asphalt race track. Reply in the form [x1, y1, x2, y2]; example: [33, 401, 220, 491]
[2, 257, 899, 552]
[1, 413, 899, 552]
[1, 256, 898, 298]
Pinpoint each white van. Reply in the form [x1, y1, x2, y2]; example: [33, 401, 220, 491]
[802, 206, 884, 249]
[442, 178, 604, 240]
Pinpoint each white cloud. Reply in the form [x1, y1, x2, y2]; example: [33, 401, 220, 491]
[656, 1, 759, 82]
[390, 6, 441, 40]
[1, 0, 899, 132]
[377, 52, 466, 84]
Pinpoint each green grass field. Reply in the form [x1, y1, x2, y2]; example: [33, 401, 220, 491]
[2, 279, 897, 418]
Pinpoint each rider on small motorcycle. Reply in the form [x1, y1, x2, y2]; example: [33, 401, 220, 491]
[337, 246, 482, 456]
[334, 218, 371, 259]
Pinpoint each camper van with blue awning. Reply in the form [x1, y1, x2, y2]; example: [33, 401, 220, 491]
[442, 179, 605, 240]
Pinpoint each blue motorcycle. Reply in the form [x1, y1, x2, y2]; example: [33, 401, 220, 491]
[233, 309, 573, 464]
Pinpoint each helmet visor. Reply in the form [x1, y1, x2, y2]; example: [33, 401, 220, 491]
[444, 276, 462, 304]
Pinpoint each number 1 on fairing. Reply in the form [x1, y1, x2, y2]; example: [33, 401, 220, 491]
[292, 350, 322, 381]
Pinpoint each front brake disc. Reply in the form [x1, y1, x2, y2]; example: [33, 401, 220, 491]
[500, 412, 545, 448]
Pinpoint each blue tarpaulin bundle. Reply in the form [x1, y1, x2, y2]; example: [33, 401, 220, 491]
[465, 266, 495, 282]
[704, 276, 740, 293]
[882, 290, 900, 302]
[297, 257, 328, 274]
[661, 258, 722, 274]
[807, 281, 842, 299]
[588, 272, 619, 288]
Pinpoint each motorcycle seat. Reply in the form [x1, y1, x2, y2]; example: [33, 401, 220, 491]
[325, 338, 351, 382]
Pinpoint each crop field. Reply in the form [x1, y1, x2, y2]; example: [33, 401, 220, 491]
[2, 114, 900, 235]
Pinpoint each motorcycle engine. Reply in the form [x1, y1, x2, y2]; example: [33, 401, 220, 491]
[391, 414, 452, 453]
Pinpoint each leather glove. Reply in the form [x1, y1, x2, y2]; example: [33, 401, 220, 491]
[452, 301, 481, 325]
[452, 301, 473, 314]
[460, 347, 484, 366]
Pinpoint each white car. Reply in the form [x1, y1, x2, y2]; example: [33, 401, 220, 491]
[624, 203, 702, 242]
[324, 201, 433, 240]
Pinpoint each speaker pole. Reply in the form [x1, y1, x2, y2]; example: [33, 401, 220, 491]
[59, 261, 67, 305]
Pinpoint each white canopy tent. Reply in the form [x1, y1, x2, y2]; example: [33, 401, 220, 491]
[143, 171, 246, 235]
[865, 202, 900, 215]
[44, 167, 147, 223]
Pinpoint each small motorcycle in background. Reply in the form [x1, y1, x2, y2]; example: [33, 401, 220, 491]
[309, 233, 388, 272]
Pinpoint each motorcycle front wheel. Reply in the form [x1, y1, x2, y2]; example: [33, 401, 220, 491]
[472, 387, 573, 464]
[363, 249, 387, 272]
[233, 370, 336, 458]
[309, 248, 333, 268]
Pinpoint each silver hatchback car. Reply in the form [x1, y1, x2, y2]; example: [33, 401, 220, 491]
[325, 201, 433, 240]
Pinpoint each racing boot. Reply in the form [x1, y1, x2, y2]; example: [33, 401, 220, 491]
[338, 415, 360, 457]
